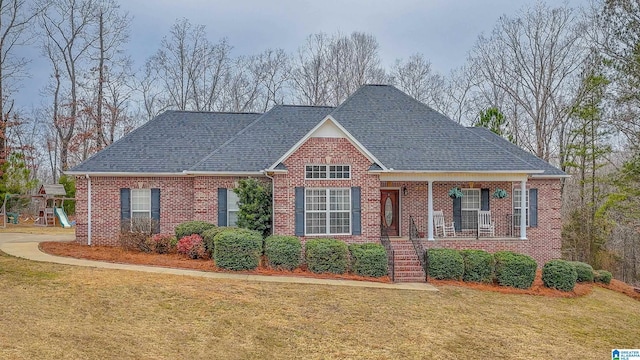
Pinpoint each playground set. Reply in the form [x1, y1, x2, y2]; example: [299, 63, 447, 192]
[1, 184, 75, 229]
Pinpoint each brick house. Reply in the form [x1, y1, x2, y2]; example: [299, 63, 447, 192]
[67, 85, 567, 282]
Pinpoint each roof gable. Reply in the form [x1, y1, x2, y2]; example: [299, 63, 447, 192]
[267, 115, 386, 171]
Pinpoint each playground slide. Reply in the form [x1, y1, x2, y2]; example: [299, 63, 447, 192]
[54, 207, 72, 228]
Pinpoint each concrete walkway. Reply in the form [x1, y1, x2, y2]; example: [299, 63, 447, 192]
[0, 232, 437, 292]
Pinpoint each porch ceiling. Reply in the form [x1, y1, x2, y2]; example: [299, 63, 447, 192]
[378, 171, 533, 182]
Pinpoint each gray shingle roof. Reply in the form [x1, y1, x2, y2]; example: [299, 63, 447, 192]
[68, 85, 565, 176]
[328, 85, 558, 173]
[466, 127, 566, 176]
[69, 111, 261, 173]
[190, 105, 333, 172]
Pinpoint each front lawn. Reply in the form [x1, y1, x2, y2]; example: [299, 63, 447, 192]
[0, 251, 638, 359]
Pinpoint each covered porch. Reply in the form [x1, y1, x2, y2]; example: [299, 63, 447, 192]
[379, 171, 536, 241]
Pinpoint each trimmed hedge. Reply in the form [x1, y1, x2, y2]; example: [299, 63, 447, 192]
[213, 228, 263, 270]
[571, 261, 595, 282]
[542, 260, 577, 291]
[175, 221, 216, 240]
[460, 249, 494, 283]
[348, 243, 388, 278]
[493, 251, 537, 289]
[202, 226, 237, 255]
[264, 235, 302, 270]
[305, 239, 349, 274]
[595, 270, 613, 284]
[427, 248, 464, 280]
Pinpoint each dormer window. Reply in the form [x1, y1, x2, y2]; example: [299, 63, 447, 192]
[305, 165, 351, 180]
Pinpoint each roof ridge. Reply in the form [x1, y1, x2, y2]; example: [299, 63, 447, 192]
[187, 109, 274, 171]
[167, 110, 262, 115]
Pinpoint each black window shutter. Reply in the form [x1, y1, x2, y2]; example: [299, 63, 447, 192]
[351, 187, 361, 235]
[295, 187, 305, 236]
[529, 188, 538, 227]
[453, 196, 462, 232]
[218, 188, 227, 226]
[481, 188, 490, 211]
[151, 188, 160, 234]
[120, 188, 130, 231]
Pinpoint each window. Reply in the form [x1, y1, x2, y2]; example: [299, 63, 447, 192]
[305, 165, 350, 179]
[305, 188, 350, 235]
[513, 188, 530, 227]
[461, 189, 480, 230]
[131, 189, 151, 232]
[227, 189, 239, 227]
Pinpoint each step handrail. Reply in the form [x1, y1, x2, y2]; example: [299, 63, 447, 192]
[409, 216, 428, 282]
[380, 224, 395, 282]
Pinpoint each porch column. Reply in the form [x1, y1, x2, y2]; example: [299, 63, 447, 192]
[520, 179, 527, 240]
[427, 180, 434, 240]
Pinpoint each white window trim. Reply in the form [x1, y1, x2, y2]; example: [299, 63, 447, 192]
[227, 189, 239, 227]
[513, 188, 530, 227]
[131, 188, 151, 219]
[130, 188, 151, 232]
[461, 188, 480, 230]
[304, 188, 352, 236]
[304, 164, 351, 180]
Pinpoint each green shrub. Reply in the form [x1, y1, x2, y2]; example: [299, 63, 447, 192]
[264, 235, 302, 270]
[305, 239, 349, 274]
[594, 270, 613, 284]
[571, 261, 595, 282]
[493, 251, 537, 289]
[460, 250, 494, 283]
[542, 260, 577, 291]
[427, 249, 464, 280]
[349, 243, 388, 278]
[213, 228, 262, 271]
[202, 226, 237, 255]
[175, 221, 216, 240]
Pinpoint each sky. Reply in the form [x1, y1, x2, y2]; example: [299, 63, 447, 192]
[16, 0, 588, 111]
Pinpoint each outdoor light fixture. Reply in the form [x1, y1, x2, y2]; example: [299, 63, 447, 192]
[402, 185, 408, 196]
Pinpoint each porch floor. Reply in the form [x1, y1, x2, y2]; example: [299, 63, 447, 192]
[390, 236, 524, 241]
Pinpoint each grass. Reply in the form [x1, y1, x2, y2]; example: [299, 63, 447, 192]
[0, 252, 638, 359]
[0, 223, 76, 235]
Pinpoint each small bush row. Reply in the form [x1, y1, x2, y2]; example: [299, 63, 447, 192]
[426, 249, 536, 289]
[122, 220, 390, 277]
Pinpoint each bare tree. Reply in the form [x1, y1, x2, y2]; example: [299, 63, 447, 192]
[290, 33, 331, 106]
[145, 18, 235, 112]
[251, 48, 291, 112]
[390, 53, 446, 110]
[469, 3, 586, 161]
[89, 0, 130, 150]
[38, 0, 98, 173]
[0, 0, 38, 174]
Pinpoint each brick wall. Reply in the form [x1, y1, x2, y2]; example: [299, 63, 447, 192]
[273, 137, 381, 244]
[75, 176, 255, 246]
[75, 146, 561, 266]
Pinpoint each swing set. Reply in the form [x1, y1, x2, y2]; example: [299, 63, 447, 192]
[1, 184, 75, 229]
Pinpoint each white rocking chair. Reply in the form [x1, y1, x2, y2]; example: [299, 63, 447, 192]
[434, 210, 456, 237]
[477, 210, 495, 237]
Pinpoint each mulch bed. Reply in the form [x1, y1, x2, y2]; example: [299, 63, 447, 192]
[39, 241, 392, 283]
[39, 241, 640, 301]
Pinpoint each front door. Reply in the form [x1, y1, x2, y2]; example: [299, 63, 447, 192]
[380, 190, 400, 236]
